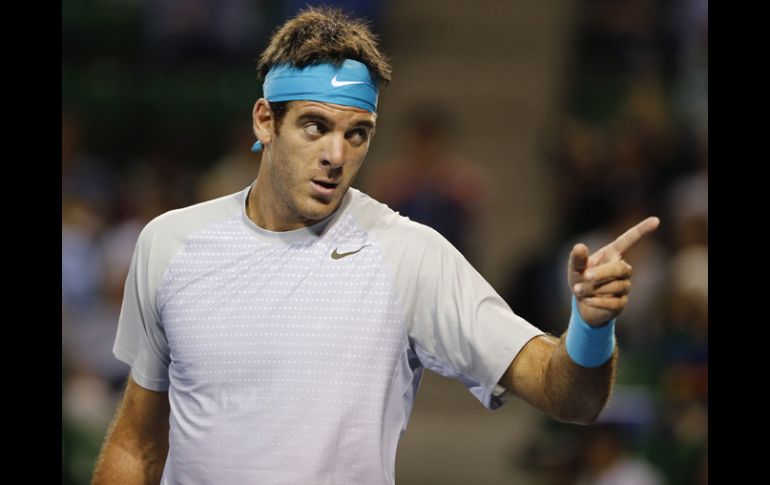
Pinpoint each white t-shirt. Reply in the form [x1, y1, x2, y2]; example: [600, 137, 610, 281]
[114, 184, 544, 485]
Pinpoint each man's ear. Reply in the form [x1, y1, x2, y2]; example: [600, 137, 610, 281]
[252, 98, 274, 147]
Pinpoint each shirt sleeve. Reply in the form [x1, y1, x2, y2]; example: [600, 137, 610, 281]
[400, 225, 544, 410]
[112, 224, 172, 391]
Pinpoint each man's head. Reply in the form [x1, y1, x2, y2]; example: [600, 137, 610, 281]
[249, 7, 391, 230]
[255, 6, 391, 133]
[257, 7, 391, 89]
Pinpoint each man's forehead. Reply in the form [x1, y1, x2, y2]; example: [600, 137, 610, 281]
[291, 100, 377, 122]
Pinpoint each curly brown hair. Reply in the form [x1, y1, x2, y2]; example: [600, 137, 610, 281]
[257, 6, 391, 87]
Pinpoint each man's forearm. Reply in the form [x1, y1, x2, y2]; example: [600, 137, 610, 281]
[92, 437, 167, 485]
[542, 332, 618, 425]
[92, 433, 168, 485]
[92, 377, 170, 484]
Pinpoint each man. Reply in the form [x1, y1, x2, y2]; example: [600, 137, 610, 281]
[92, 7, 659, 484]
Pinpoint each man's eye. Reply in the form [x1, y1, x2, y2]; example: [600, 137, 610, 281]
[305, 123, 324, 136]
[349, 129, 368, 143]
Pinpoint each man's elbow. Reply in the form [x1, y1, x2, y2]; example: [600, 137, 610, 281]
[567, 412, 601, 426]
[551, 400, 608, 426]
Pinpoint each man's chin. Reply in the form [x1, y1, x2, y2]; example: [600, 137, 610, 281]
[300, 196, 341, 221]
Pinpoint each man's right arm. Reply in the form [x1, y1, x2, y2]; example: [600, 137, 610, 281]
[92, 375, 170, 485]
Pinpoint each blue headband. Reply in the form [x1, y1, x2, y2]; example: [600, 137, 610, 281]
[251, 59, 378, 152]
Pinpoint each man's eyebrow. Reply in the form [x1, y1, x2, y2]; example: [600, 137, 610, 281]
[296, 111, 376, 131]
[296, 112, 332, 125]
[353, 119, 375, 131]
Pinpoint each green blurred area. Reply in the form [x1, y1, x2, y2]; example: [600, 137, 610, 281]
[63, 0, 264, 168]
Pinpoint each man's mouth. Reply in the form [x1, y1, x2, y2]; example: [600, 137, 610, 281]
[310, 179, 340, 199]
[312, 179, 339, 190]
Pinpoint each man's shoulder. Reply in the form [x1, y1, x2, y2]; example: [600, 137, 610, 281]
[139, 188, 246, 246]
[347, 188, 451, 249]
[348, 188, 423, 230]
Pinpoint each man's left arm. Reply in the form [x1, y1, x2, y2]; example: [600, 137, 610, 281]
[498, 216, 660, 425]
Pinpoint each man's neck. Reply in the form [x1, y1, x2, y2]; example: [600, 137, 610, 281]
[246, 177, 343, 232]
[246, 179, 299, 232]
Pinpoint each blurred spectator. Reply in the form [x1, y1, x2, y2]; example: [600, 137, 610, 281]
[281, 0, 387, 38]
[62, 367, 121, 485]
[502, 238, 566, 336]
[574, 423, 664, 485]
[62, 113, 116, 213]
[62, 199, 104, 313]
[62, 215, 137, 392]
[548, 116, 614, 237]
[364, 103, 491, 257]
[62, 112, 112, 313]
[143, 0, 264, 61]
[196, 121, 259, 201]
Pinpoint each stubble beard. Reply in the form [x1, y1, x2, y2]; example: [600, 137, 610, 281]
[268, 146, 332, 225]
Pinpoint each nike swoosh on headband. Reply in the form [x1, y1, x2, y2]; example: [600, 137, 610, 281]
[331, 75, 366, 87]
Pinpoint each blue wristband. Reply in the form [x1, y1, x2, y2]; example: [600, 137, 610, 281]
[565, 296, 616, 368]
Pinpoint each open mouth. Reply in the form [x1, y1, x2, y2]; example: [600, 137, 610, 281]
[312, 180, 339, 190]
[310, 180, 340, 200]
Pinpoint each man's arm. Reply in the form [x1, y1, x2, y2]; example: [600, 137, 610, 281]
[498, 217, 659, 425]
[92, 375, 170, 485]
[499, 334, 617, 425]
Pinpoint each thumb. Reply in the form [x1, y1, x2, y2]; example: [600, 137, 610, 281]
[569, 243, 590, 276]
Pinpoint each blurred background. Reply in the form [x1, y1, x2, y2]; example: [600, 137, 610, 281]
[62, 0, 707, 483]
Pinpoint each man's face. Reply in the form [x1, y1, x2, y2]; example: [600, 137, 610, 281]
[258, 100, 376, 229]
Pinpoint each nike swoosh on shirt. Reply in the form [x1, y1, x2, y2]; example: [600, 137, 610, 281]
[331, 245, 369, 259]
[331, 75, 366, 88]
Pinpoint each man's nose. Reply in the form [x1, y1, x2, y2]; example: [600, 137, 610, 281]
[321, 133, 345, 168]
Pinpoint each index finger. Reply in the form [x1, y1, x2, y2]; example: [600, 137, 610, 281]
[606, 216, 660, 257]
